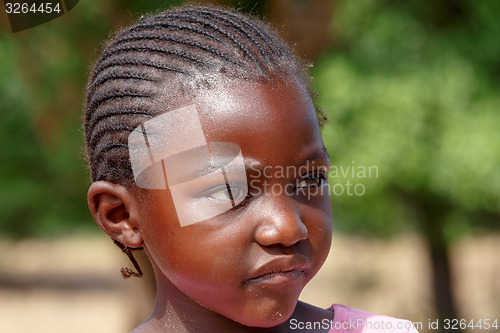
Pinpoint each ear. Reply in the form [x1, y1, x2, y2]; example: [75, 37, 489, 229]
[87, 181, 143, 248]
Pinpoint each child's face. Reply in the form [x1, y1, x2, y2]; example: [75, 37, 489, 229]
[136, 77, 332, 327]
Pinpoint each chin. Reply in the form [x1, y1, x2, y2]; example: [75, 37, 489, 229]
[238, 313, 292, 329]
[232, 296, 298, 328]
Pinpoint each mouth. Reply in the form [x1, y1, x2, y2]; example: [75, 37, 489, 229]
[246, 269, 306, 285]
[244, 256, 309, 286]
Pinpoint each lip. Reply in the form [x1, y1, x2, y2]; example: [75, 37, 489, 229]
[244, 255, 310, 285]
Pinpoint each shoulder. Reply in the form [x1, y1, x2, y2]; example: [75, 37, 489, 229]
[326, 304, 419, 333]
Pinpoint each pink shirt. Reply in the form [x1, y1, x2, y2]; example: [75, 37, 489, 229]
[327, 304, 419, 333]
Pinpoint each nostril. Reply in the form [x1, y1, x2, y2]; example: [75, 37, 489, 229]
[238, 193, 252, 207]
[252, 195, 307, 247]
[255, 218, 308, 248]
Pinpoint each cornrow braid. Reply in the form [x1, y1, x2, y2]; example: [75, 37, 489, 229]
[88, 69, 157, 93]
[162, 12, 263, 70]
[112, 33, 245, 68]
[87, 107, 152, 133]
[93, 56, 190, 78]
[87, 89, 152, 114]
[131, 21, 231, 47]
[99, 42, 214, 69]
[196, 9, 273, 63]
[84, 5, 324, 278]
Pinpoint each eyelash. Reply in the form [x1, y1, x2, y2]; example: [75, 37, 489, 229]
[295, 171, 327, 190]
[201, 170, 327, 207]
[203, 184, 247, 201]
[203, 184, 251, 209]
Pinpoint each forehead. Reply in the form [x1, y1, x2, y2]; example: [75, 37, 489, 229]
[188, 77, 324, 165]
[130, 78, 328, 225]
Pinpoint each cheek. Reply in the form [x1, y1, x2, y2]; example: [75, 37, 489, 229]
[140, 199, 247, 286]
[304, 196, 333, 265]
[141, 215, 257, 319]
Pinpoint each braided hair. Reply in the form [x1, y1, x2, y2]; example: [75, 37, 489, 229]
[84, 5, 326, 278]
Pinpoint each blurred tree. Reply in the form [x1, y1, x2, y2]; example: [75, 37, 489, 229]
[266, 0, 333, 60]
[0, 0, 183, 237]
[313, 0, 500, 327]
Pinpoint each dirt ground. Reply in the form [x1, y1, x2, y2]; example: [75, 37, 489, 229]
[0, 233, 498, 333]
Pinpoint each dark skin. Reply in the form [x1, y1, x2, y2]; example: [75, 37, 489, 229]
[88, 76, 334, 332]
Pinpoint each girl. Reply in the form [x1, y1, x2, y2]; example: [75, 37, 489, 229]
[84, 5, 418, 332]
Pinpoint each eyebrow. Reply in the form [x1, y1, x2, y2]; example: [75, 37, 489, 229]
[164, 150, 240, 183]
[244, 145, 330, 171]
[297, 146, 330, 166]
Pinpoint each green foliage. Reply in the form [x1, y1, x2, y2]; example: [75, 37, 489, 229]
[0, 0, 189, 237]
[0, 27, 88, 237]
[315, 0, 500, 240]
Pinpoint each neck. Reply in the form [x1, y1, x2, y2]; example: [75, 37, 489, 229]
[139, 275, 268, 332]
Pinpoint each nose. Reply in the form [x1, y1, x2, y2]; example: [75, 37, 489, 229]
[254, 193, 308, 248]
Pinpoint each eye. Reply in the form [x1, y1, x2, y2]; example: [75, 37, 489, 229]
[296, 171, 327, 189]
[204, 183, 247, 202]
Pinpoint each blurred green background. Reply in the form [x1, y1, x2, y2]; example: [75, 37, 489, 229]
[1, 0, 499, 331]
